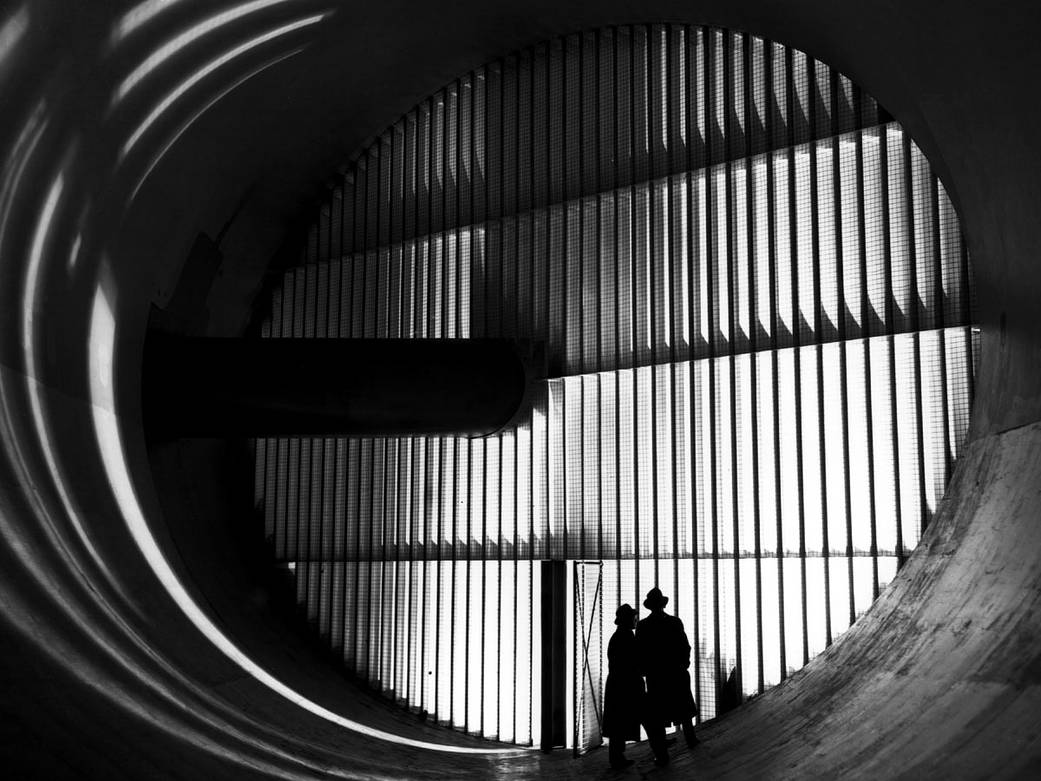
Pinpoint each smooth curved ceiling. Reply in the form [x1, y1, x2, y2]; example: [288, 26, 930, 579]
[0, 0, 1040, 778]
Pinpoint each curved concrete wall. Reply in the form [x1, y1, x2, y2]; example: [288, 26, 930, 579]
[0, 0, 1038, 777]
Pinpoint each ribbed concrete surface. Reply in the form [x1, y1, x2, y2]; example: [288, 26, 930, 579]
[0, 1, 1039, 778]
[689, 420, 1041, 779]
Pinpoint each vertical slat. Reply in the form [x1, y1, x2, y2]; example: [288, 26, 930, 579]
[645, 24, 661, 578]
[630, 24, 646, 580]
[808, 57, 833, 649]
[265, 290, 280, 550]
[782, 47, 810, 670]
[666, 27, 683, 610]
[764, 38, 787, 683]
[907, 136, 932, 544]
[830, 69, 856, 629]
[281, 274, 298, 564]
[931, 181, 954, 486]
[879, 124, 907, 571]
[741, 30, 765, 695]
[685, 25, 703, 710]
[703, 26, 722, 705]
[854, 86, 881, 601]
[724, 29, 745, 695]
[273, 285, 288, 561]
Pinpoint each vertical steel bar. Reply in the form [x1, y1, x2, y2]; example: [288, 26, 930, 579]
[647, 23, 660, 582]
[628, 25, 643, 589]
[855, 86, 881, 601]
[685, 24, 703, 710]
[831, 71, 856, 629]
[783, 47, 809, 669]
[667, 24, 682, 621]
[930, 174, 954, 486]
[808, 58, 833, 648]
[704, 25, 722, 707]
[744, 30, 766, 695]
[576, 35, 587, 564]
[880, 124, 906, 572]
[611, 26, 623, 613]
[765, 39, 786, 682]
[905, 134, 929, 543]
[722, 28, 743, 698]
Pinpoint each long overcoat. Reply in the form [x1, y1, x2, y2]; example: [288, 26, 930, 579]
[600, 627, 644, 740]
[635, 611, 698, 727]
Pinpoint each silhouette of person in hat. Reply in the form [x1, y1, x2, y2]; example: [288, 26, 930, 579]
[636, 587, 699, 764]
[601, 604, 640, 769]
[601, 604, 667, 769]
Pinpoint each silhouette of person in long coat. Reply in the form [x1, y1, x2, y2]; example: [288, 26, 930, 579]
[601, 604, 652, 769]
[636, 587, 698, 759]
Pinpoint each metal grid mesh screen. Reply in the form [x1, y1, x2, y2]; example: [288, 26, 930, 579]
[574, 562, 603, 755]
[253, 24, 977, 743]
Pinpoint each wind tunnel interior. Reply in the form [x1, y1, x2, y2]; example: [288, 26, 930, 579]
[1, 1, 1040, 779]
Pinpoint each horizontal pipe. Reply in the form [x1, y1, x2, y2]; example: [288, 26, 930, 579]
[142, 334, 534, 437]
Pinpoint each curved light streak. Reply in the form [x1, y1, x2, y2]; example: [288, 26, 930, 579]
[0, 458, 354, 779]
[0, 5, 28, 78]
[66, 198, 94, 272]
[112, 0, 298, 106]
[0, 110, 138, 614]
[129, 46, 305, 203]
[20, 167, 138, 611]
[24, 172, 64, 351]
[0, 581, 355, 780]
[88, 282, 525, 756]
[0, 364, 369, 776]
[0, 145, 318, 772]
[0, 101, 48, 261]
[67, 231, 83, 271]
[120, 13, 326, 159]
[111, 0, 187, 44]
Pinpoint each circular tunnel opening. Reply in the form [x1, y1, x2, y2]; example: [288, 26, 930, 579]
[247, 23, 978, 752]
[15, 0, 1041, 776]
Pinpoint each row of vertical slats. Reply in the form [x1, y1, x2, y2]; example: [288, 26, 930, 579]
[285, 559, 538, 743]
[253, 24, 976, 738]
[334, 27, 878, 254]
[271, 125, 972, 378]
[257, 153, 974, 565]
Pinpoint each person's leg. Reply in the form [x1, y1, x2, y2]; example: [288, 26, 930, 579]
[681, 718, 698, 747]
[608, 737, 632, 768]
[644, 720, 669, 766]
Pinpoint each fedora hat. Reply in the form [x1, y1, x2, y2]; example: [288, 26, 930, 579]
[614, 603, 637, 625]
[643, 587, 669, 610]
